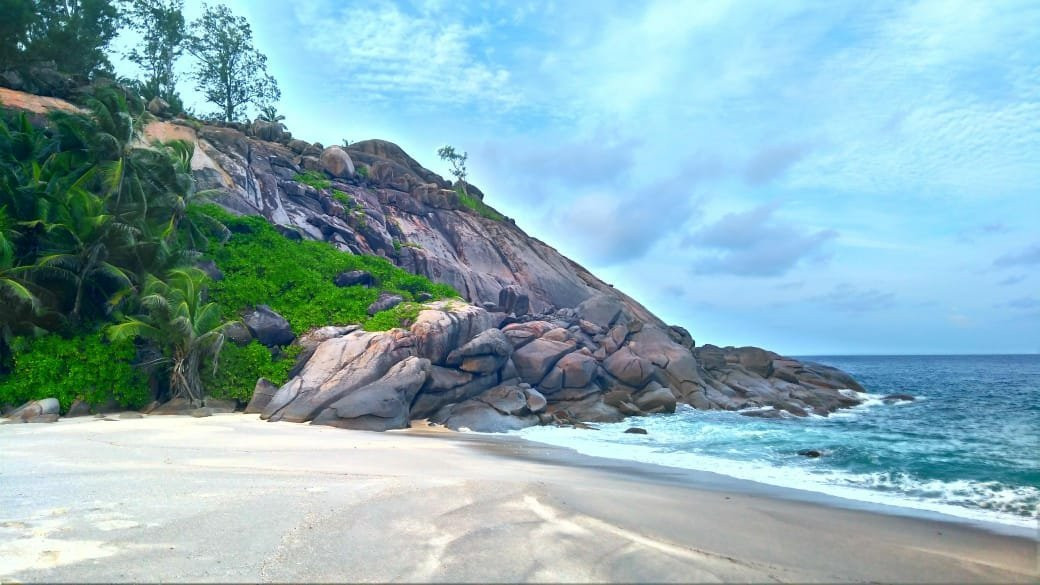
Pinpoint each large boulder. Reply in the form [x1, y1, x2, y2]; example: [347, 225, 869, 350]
[438, 400, 539, 433]
[410, 302, 497, 365]
[497, 285, 530, 316]
[311, 357, 430, 431]
[501, 321, 555, 349]
[333, 270, 376, 288]
[263, 330, 412, 422]
[320, 146, 355, 179]
[555, 352, 598, 388]
[243, 305, 295, 347]
[476, 384, 530, 416]
[575, 294, 624, 328]
[367, 292, 404, 316]
[445, 328, 512, 374]
[244, 378, 279, 414]
[634, 383, 677, 413]
[603, 347, 654, 387]
[5, 398, 60, 423]
[511, 338, 575, 385]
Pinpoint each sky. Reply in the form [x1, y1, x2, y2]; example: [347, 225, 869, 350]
[113, 0, 1040, 355]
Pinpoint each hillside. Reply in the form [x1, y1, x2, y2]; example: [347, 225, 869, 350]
[1, 87, 864, 431]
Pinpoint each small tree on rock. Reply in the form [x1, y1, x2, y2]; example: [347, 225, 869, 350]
[437, 145, 468, 197]
[186, 3, 280, 122]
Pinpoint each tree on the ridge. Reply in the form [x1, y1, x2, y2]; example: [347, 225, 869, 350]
[122, 0, 186, 110]
[23, 0, 122, 78]
[186, 3, 280, 122]
[437, 145, 469, 197]
[0, 0, 35, 70]
[256, 104, 284, 123]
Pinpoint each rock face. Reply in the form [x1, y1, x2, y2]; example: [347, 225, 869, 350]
[3, 398, 60, 423]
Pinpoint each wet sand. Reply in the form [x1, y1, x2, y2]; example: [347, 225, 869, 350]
[0, 414, 1035, 583]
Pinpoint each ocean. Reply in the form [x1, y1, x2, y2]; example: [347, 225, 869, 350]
[516, 354, 1040, 530]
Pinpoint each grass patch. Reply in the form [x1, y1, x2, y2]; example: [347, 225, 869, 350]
[294, 170, 331, 190]
[456, 188, 505, 221]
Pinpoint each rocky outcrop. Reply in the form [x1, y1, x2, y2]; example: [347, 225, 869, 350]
[257, 299, 865, 432]
[3, 398, 60, 423]
[243, 305, 294, 347]
[0, 87, 869, 432]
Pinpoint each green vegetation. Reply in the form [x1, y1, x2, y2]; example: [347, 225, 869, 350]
[355, 164, 369, 179]
[0, 332, 149, 412]
[202, 341, 299, 402]
[457, 187, 506, 221]
[0, 0, 121, 77]
[201, 205, 457, 335]
[437, 144, 469, 196]
[186, 3, 280, 122]
[295, 170, 331, 190]
[109, 268, 234, 404]
[123, 0, 186, 112]
[331, 189, 354, 207]
[363, 302, 422, 332]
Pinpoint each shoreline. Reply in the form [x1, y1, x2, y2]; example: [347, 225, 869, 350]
[1, 414, 1036, 582]
[430, 425, 1036, 539]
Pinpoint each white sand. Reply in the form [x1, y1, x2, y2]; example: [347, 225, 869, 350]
[0, 414, 1035, 582]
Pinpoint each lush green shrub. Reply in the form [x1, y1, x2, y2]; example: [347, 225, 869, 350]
[197, 205, 458, 334]
[331, 189, 354, 207]
[202, 341, 300, 402]
[294, 170, 331, 190]
[356, 164, 370, 179]
[363, 302, 422, 332]
[0, 332, 150, 412]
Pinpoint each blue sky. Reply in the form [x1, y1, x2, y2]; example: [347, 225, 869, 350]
[115, 0, 1040, 355]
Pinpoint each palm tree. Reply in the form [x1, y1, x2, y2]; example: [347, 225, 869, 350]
[108, 268, 234, 405]
[0, 207, 42, 369]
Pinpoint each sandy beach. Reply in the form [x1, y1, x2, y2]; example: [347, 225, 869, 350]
[0, 414, 1035, 583]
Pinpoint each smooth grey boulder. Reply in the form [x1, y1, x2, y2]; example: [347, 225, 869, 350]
[245, 378, 279, 414]
[311, 357, 430, 431]
[320, 146, 355, 178]
[512, 338, 575, 385]
[440, 400, 539, 433]
[555, 352, 598, 388]
[367, 292, 404, 316]
[634, 384, 677, 413]
[501, 321, 554, 349]
[195, 259, 224, 281]
[6, 398, 60, 423]
[66, 399, 91, 417]
[603, 347, 654, 388]
[498, 285, 530, 316]
[243, 305, 295, 347]
[575, 294, 624, 328]
[334, 270, 376, 288]
[147, 97, 170, 117]
[476, 384, 530, 416]
[524, 387, 547, 413]
[445, 328, 512, 374]
[224, 321, 253, 346]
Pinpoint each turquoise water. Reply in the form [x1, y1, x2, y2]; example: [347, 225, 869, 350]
[517, 355, 1040, 528]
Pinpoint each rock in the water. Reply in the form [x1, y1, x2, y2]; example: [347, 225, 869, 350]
[882, 393, 915, 403]
[243, 305, 295, 347]
[245, 378, 279, 414]
[797, 449, 822, 458]
[740, 408, 785, 419]
[311, 356, 430, 431]
[634, 384, 677, 413]
[333, 270, 376, 288]
[624, 427, 648, 435]
[320, 146, 355, 178]
[367, 292, 404, 315]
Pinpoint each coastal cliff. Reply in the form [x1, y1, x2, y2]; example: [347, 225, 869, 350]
[2, 87, 865, 431]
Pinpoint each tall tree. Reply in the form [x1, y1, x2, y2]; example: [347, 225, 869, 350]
[186, 3, 280, 122]
[24, 0, 122, 78]
[122, 0, 185, 107]
[0, 0, 35, 70]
